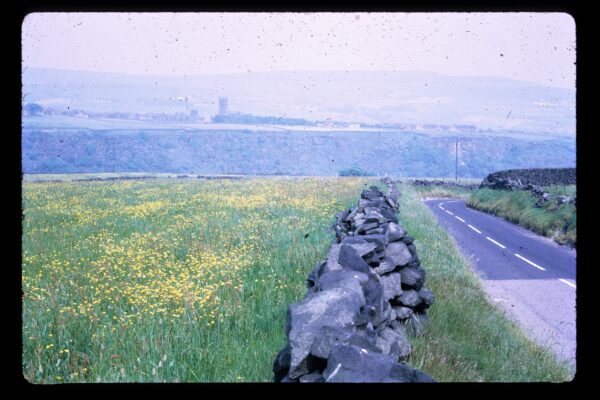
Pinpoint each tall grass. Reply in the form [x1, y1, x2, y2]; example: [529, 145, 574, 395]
[396, 184, 572, 382]
[22, 177, 372, 383]
[467, 188, 576, 246]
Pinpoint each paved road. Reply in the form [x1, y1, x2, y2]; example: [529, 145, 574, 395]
[424, 198, 576, 370]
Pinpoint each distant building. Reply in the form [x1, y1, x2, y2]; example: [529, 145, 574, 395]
[218, 97, 229, 116]
[456, 124, 477, 132]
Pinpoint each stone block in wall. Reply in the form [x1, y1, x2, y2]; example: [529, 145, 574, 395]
[380, 272, 402, 301]
[286, 287, 364, 379]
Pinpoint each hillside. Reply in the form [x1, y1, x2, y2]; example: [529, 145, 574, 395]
[22, 68, 575, 135]
[22, 127, 575, 177]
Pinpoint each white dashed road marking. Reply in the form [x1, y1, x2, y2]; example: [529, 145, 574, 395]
[445, 210, 454, 216]
[455, 216, 465, 223]
[558, 279, 576, 289]
[486, 236, 506, 249]
[514, 253, 546, 271]
[468, 224, 482, 234]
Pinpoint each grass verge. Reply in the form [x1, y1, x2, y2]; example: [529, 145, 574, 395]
[466, 188, 576, 246]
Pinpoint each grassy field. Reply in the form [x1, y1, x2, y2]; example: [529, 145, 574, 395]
[396, 184, 572, 382]
[22, 177, 373, 383]
[22, 177, 571, 383]
[466, 187, 576, 246]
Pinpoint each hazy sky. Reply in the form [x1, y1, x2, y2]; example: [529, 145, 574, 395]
[22, 12, 576, 88]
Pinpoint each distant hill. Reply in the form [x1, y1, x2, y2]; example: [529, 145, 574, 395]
[22, 68, 575, 135]
[22, 127, 575, 178]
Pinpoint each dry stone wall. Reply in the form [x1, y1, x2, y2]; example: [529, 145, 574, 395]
[409, 179, 479, 190]
[479, 168, 576, 207]
[480, 168, 576, 189]
[272, 178, 435, 383]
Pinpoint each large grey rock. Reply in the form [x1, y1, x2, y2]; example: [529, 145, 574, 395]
[363, 273, 384, 311]
[380, 272, 402, 301]
[356, 304, 378, 326]
[394, 289, 422, 308]
[317, 270, 367, 304]
[365, 250, 386, 265]
[373, 301, 393, 330]
[386, 241, 414, 268]
[352, 218, 366, 229]
[392, 306, 414, 320]
[389, 307, 397, 321]
[340, 236, 377, 258]
[356, 321, 378, 341]
[361, 234, 388, 252]
[375, 327, 412, 361]
[347, 332, 381, 353]
[356, 222, 380, 234]
[299, 372, 325, 383]
[338, 244, 372, 274]
[322, 344, 397, 382]
[374, 256, 397, 275]
[286, 287, 363, 379]
[308, 251, 350, 290]
[309, 325, 355, 359]
[361, 188, 384, 201]
[324, 244, 343, 272]
[322, 344, 432, 382]
[358, 198, 377, 210]
[380, 207, 399, 224]
[386, 222, 407, 242]
[311, 326, 386, 360]
[364, 207, 386, 223]
[399, 266, 426, 289]
[351, 211, 365, 222]
[365, 227, 385, 235]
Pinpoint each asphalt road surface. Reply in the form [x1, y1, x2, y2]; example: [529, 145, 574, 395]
[424, 198, 576, 370]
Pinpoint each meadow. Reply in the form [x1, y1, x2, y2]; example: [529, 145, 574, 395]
[22, 177, 571, 383]
[22, 177, 372, 383]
